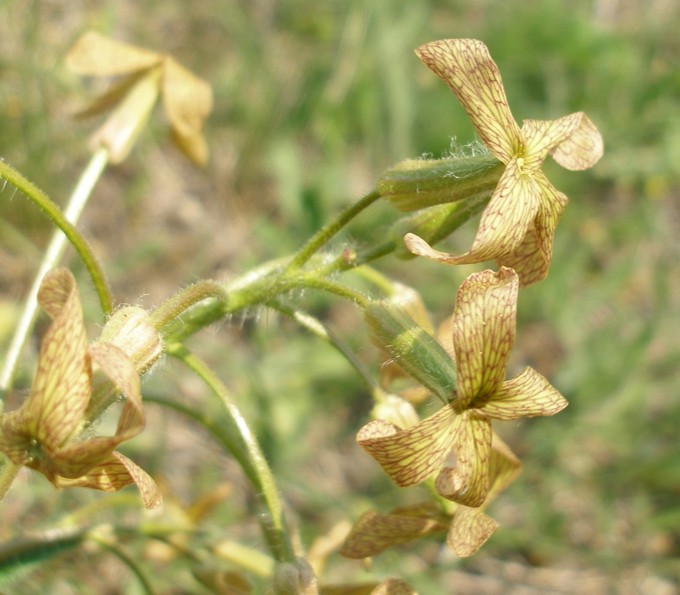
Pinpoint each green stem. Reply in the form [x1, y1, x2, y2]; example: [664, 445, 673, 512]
[165, 343, 296, 563]
[90, 534, 155, 595]
[0, 149, 111, 407]
[150, 280, 227, 331]
[283, 189, 381, 272]
[269, 301, 378, 392]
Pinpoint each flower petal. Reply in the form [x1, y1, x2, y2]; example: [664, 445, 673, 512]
[447, 505, 498, 558]
[89, 342, 145, 439]
[53, 451, 161, 509]
[550, 113, 603, 171]
[496, 173, 567, 286]
[435, 411, 491, 507]
[481, 367, 568, 421]
[162, 57, 213, 138]
[357, 405, 457, 487]
[452, 267, 519, 406]
[486, 433, 522, 503]
[340, 509, 445, 559]
[66, 32, 161, 77]
[27, 269, 91, 448]
[521, 113, 585, 167]
[404, 160, 540, 266]
[415, 39, 522, 163]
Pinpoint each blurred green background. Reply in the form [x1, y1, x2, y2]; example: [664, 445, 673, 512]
[0, 0, 679, 592]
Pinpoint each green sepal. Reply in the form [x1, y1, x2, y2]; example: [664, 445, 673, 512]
[364, 302, 456, 404]
[378, 154, 502, 211]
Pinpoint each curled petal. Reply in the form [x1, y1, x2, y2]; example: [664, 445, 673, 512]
[447, 506, 498, 558]
[435, 411, 491, 507]
[340, 509, 445, 559]
[28, 269, 91, 448]
[415, 39, 521, 163]
[404, 160, 540, 266]
[357, 405, 457, 487]
[90, 342, 145, 438]
[452, 267, 518, 406]
[66, 31, 161, 77]
[54, 451, 161, 509]
[481, 367, 568, 421]
[487, 433, 522, 502]
[521, 113, 590, 167]
[496, 174, 567, 286]
[550, 113, 603, 171]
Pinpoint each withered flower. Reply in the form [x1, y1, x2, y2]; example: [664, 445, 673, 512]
[67, 31, 213, 165]
[0, 269, 161, 508]
[358, 268, 566, 507]
[405, 39, 603, 285]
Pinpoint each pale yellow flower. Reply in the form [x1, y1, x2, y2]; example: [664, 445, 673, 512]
[357, 268, 566, 507]
[405, 39, 603, 285]
[0, 269, 161, 508]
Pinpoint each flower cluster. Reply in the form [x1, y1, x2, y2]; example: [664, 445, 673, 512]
[347, 39, 601, 558]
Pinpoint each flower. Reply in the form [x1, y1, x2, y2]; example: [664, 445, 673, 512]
[404, 39, 603, 285]
[341, 433, 520, 559]
[67, 31, 213, 165]
[0, 269, 161, 508]
[357, 267, 567, 507]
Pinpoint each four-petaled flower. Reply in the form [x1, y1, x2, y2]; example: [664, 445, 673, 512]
[404, 39, 603, 286]
[0, 269, 161, 509]
[357, 267, 567, 507]
[67, 31, 213, 166]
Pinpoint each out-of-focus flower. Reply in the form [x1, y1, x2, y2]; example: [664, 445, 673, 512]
[405, 39, 603, 285]
[357, 268, 566, 507]
[67, 31, 213, 165]
[0, 269, 161, 508]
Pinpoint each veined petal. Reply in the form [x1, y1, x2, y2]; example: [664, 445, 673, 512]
[403, 161, 540, 266]
[66, 31, 161, 77]
[416, 39, 522, 162]
[550, 113, 604, 171]
[357, 405, 457, 487]
[452, 268, 518, 406]
[27, 269, 91, 448]
[50, 436, 123, 479]
[521, 113, 587, 167]
[340, 509, 445, 559]
[496, 175, 567, 287]
[486, 433, 522, 503]
[53, 451, 162, 509]
[90, 342, 145, 440]
[447, 505, 498, 558]
[435, 411, 492, 507]
[482, 367, 568, 420]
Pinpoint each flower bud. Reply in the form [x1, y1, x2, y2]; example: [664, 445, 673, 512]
[372, 390, 420, 429]
[378, 154, 502, 211]
[365, 302, 456, 403]
[99, 306, 163, 374]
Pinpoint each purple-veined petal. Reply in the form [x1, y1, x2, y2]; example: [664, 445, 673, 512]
[550, 113, 604, 171]
[27, 269, 91, 448]
[447, 505, 498, 558]
[404, 160, 540, 266]
[340, 509, 445, 559]
[416, 39, 521, 163]
[452, 268, 518, 406]
[521, 113, 587, 167]
[435, 411, 492, 507]
[357, 405, 457, 487]
[481, 367, 568, 421]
